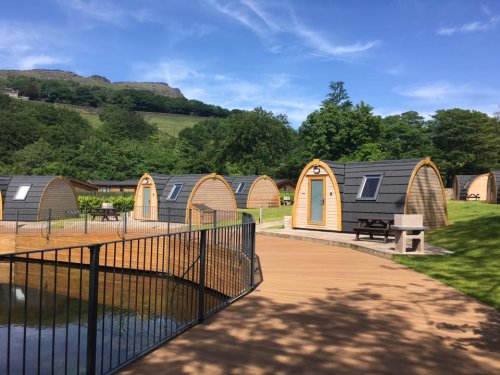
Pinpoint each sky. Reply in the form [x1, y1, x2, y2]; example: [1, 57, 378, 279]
[1, 0, 500, 127]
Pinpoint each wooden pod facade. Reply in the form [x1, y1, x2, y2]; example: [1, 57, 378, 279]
[293, 157, 447, 232]
[0, 176, 10, 220]
[487, 171, 500, 203]
[452, 174, 489, 200]
[1, 176, 78, 221]
[225, 175, 280, 209]
[134, 173, 237, 224]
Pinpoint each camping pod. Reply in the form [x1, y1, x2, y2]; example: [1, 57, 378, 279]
[453, 174, 489, 200]
[2, 176, 78, 221]
[292, 157, 447, 232]
[225, 175, 280, 208]
[487, 171, 500, 203]
[452, 175, 476, 200]
[134, 173, 237, 224]
[0, 176, 11, 220]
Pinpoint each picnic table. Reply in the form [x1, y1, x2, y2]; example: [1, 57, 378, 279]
[353, 217, 394, 243]
[90, 208, 119, 221]
[466, 193, 480, 200]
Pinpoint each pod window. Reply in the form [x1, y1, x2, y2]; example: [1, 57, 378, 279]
[167, 184, 183, 201]
[14, 185, 31, 200]
[357, 175, 383, 200]
[236, 182, 246, 194]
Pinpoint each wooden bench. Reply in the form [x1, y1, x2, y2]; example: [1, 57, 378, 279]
[353, 217, 394, 243]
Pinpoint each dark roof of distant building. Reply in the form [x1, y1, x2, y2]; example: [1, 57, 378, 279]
[90, 179, 139, 187]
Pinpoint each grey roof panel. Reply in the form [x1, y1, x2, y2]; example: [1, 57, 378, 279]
[323, 159, 422, 232]
[3, 175, 56, 221]
[455, 175, 476, 200]
[224, 176, 259, 208]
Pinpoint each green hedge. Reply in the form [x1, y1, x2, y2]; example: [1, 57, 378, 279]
[78, 195, 134, 211]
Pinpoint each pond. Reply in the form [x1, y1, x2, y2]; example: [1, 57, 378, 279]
[0, 260, 224, 374]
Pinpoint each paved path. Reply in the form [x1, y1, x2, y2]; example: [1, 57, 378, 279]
[121, 235, 500, 375]
[259, 226, 451, 259]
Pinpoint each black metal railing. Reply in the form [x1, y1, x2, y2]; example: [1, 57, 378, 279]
[0, 213, 256, 374]
[0, 207, 243, 237]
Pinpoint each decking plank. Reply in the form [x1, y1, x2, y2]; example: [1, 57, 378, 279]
[120, 235, 500, 375]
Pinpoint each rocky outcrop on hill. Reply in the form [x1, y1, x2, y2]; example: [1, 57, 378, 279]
[0, 69, 184, 98]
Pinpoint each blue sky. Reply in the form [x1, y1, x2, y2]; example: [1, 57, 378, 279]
[1, 0, 500, 126]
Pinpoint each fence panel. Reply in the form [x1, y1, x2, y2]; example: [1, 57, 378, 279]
[0, 213, 256, 374]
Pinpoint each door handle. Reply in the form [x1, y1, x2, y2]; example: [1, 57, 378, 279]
[321, 198, 325, 205]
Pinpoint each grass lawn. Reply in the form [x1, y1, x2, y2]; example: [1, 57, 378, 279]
[140, 112, 206, 136]
[395, 201, 500, 310]
[239, 205, 292, 223]
[238, 206, 292, 223]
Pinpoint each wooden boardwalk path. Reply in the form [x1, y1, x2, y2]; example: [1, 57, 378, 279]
[121, 235, 500, 375]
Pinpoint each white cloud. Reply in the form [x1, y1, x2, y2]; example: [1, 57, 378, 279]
[54, 0, 157, 25]
[204, 0, 379, 58]
[292, 21, 379, 56]
[394, 81, 500, 117]
[134, 60, 201, 87]
[437, 14, 500, 35]
[0, 22, 68, 70]
[133, 59, 320, 126]
[18, 55, 68, 70]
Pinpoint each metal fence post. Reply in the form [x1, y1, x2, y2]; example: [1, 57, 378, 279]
[250, 219, 256, 288]
[86, 244, 101, 375]
[123, 208, 128, 234]
[15, 210, 19, 234]
[84, 205, 88, 234]
[189, 209, 192, 232]
[212, 210, 217, 229]
[48, 209, 52, 235]
[197, 230, 207, 323]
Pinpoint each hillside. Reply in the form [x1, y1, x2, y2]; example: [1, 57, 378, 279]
[48, 103, 204, 135]
[0, 69, 184, 98]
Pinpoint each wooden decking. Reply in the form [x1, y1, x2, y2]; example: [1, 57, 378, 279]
[121, 235, 500, 375]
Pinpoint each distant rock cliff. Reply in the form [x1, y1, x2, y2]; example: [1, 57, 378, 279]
[0, 69, 184, 98]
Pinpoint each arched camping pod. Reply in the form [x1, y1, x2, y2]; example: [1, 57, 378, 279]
[452, 175, 476, 200]
[404, 158, 448, 228]
[465, 173, 489, 201]
[225, 175, 280, 208]
[293, 157, 447, 232]
[134, 173, 237, 224]
[2, 176, 78, 221]
[487, 171, 500, 203]
[0, 176, 11, 220]
[292, 159, 342, 231]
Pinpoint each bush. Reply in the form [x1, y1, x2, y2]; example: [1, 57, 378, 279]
[78, 195, 134, 211]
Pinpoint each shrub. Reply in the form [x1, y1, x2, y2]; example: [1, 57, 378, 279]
[78, 195, 134, 211]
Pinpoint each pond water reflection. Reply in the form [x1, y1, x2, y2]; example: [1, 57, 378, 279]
[0, 261, 224, 374]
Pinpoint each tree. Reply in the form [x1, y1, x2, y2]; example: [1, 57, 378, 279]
[381, 111, 433, 159]
[429, 108, 498, 182]
[99, 105, 157, 140]
[222, 108, 294, 175]
[299, 82, 382, 161]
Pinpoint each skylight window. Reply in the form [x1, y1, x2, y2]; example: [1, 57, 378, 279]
[14, 185, 31, 200]
[357, 175, 383, 200]
[166, 184, 183, 200]
[236, 182, 246, 194]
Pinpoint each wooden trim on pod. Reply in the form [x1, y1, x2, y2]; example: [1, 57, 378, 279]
[404, 157, 448, 225]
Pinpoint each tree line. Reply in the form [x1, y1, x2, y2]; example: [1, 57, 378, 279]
[0, 75, 231, 117]
[0, 81, 498, 186]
